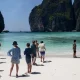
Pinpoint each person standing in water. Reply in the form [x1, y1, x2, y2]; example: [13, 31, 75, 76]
[7, 41, 21, 78]
[73, 40, 77, 58]
[39, 41, 46, 62]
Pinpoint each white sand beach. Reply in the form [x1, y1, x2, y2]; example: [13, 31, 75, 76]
[0, 55, 80, 80]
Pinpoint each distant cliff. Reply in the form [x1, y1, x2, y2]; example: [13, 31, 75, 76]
[29, 0, 75, 32]
[74, 0, 80, 31]
[0, 11, 5, 33]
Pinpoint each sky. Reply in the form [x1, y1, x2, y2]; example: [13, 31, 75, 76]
[0, 0, 74, 31]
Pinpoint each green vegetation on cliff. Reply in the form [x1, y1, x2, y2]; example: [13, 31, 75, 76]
[29, 0, 75, 32]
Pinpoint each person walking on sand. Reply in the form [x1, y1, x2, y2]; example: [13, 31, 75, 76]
[39, 41, 46, 62]
[7, 41, 21, 78]
[31, 41, 37, 65]
[35, 40, 40, 58]
[24, 43, 32, 74]
[73, 40, 77, 58]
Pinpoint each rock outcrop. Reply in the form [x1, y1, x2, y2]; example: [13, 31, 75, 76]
[0, 11, 5, 33]
[29, 0, 75, 32]
[74, 0, 80, 31]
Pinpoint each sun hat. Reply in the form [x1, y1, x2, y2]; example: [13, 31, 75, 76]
[12, 41, 18, 45]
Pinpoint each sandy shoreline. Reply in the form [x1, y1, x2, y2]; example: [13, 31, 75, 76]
[0, 53, 80, 58]
[0, 54, 80, 80]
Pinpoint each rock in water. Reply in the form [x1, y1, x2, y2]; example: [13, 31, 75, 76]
[74, 0, 80, 31]
[0, 11, 5, 33]
[29, 0, 75, 32]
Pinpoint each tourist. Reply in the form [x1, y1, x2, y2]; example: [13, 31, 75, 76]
[35, 40, 40, 58]
[24, 43, 32, 74]
[73, 40, 77, 58]
[0, 43, 1, 50]
[0, 43, 1, 47]
[7, 41, 21, 78]
[39, 41, 46, 62]
[31, 41, 36, 65]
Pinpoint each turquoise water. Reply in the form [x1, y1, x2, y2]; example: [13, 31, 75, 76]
[0, 32, 80, 55]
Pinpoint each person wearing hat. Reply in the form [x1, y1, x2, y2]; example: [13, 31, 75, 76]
[7, 41, 21, 78]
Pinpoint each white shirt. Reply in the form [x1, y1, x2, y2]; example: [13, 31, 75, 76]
[39, 43, 46, 51]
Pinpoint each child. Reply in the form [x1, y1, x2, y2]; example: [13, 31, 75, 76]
[39, 41, 46, 62]
[31, 41, 36, 65]
[73, 40, 77, 58]
[7, 41, 21, 78]
[24, 43, 32, 73]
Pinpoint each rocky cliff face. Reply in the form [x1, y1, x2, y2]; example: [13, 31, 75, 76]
[74, 0, 80, 31]
[29, 6, 44, 32]
[0, 11, 5, 33]
[29, 0, 75, 32]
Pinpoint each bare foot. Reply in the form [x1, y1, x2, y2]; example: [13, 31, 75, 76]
[16, 74, 18, 78]
[24, 72, 27, 75]
[28, 71, 31, 74]
[9, 74, 11, 76]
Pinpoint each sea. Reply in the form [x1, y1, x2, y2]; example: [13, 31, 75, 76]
[0, 32, 80, 56]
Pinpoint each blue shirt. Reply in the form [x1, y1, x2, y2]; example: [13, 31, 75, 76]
[7, 47, 21, 61]
[24, 48, 32, 59]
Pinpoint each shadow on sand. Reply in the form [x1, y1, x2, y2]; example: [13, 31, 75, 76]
[0, 75, 2, 78]
[0, 70, 4, 72]
[33, 63, 44, 66]
[31, 72, 41, 74]
[76, 57, 80, 58]
[0, 62, 6, 64]
[36, 64, 44, 66]
[18, 75, 30, 77]
[43, 60, 52, 63]
[12, 74, 30, 78]
[0, 58, 6, 59]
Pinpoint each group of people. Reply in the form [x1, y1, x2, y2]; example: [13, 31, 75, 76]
[7, 40, 46, 78]
[1, 39, 77, 78]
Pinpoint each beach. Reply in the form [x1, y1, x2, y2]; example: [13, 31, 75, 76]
[0, 54, 80, 80]
[0, 32, 80, 80]
[0, 0, 79, 79]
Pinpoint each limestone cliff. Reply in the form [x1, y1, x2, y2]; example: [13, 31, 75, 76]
[0, 11, 5, 33]
[29, 0, 75, 32]
[74, 0, 80, 31]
